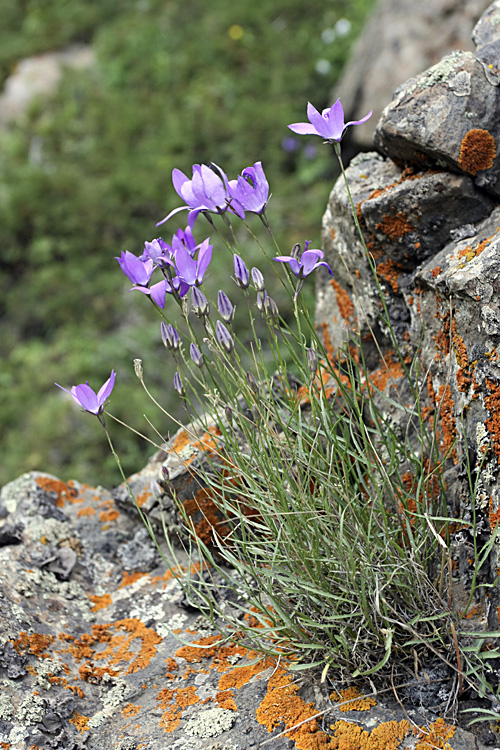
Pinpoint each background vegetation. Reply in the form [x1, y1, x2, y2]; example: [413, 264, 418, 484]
[0, 0, 375, 488]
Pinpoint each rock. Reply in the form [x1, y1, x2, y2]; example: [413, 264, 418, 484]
[374, 49, 500, 196]
[332, 0, 490, 155]
[318, 0, 500, 645]
[0, 45, 95, 126]
[1, 471, 489, 748]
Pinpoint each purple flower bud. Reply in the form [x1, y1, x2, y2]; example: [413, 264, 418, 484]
[233, 254, 250, 289]
[217, 290, 234, 323]
[307, 348, 318, 378]
[191, 286, 210, 317]
[189, 342, 204, 367]
[161, 322, 180, 351]
[256, 290, 267, 312]
[251, 267, 265, 292]
[225, 405, 233, 425]
[174, 371, 185, 397]
[161, 465, 170, 481]
[216, 320, 234, 353]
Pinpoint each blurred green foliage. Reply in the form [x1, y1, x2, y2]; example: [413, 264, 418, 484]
[0, 0, 374, 488]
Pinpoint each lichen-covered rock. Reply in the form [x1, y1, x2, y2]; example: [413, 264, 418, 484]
[374, 4, 500, 196]
[332, 0, 489, 154]
[2, 472, 488, 748]
[318, 2, 500, 639]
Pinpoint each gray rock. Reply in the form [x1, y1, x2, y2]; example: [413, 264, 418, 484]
[374, 51, 500, 195]
[332, 0, 489, 153]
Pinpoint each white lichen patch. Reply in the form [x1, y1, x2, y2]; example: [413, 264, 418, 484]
[0, 473, 34, 514]
[447, 70, 471, 97]
[16, 694, 46, 724]
[0, 693, 14, 720]
[128, 592, 168, 623]
[184, 707, 236, 738]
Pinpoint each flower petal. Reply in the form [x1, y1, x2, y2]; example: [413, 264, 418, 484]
[97, 370, 116, 407]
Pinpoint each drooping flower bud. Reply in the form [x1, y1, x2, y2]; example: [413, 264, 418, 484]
[306, 348, 318, 379]
[251, 267, 265, 292]
[256, 290, 267, 312]
[191, 286, 210, 317]
[217, 290, 235, 323]
[173, 371, 185, 397]
[161, 322, 180, 351]
[263, 295, 280, 325]
[216, 320, 234, 353]
[233, 254, 250, 289]
[189, 342, 204, 367]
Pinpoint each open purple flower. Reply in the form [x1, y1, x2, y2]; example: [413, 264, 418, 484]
[171, 238, 213, 288]
[56, 371, 116, 415]
[288, 99, 372, 142]
[228, 161, 269, 216]
[157, 164, 232, 226]
[116, 251, 154, 286]
[274, 241, 333, 278]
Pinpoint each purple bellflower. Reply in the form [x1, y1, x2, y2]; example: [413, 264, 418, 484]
[228, 161, 269, 216]
[157, 164, 234, 226]
[171, 238, 213, 288]
[288, 99, 372, 142]
[274, 241, 333, 278]
[116, 251, 154, 286]
[56, 371, 116, 416]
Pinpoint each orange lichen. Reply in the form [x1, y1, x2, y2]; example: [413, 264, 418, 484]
[430, 266, 442, 278]
[69, 711, 90, 733]
[458, 129, 496, 175]
[135, 489, 151, 508]
[119, 571, 148, 589]
[321, 322, 335, 363]
[175, 635, 222, 663]
[77, 506, 96, 517]
[182, 488, 230, 546]
[368, 351, 403, 392]
[164, 657, 178, 673]
[89, 594, 112, 612]
[35, 476, 78, 507]
[330, 686, 376, 712]
[330, 280, 354, 321]
[330, 719, 410, 749]
[451, 319, 471, 392]
[257, 667, 334, 748]
[61, 619, 161, 676]
[215, 689, 237, 710]
[121, 703, 142, 717]
[13, 632, 55, 658]
[489, 495, 500, 530]
[436, 384, 458, 462]
[484, 378, 500, 462]
[156, 685, 199, 733]
[414, 718, 455, 749]
[99, 509, 120, 522]
[375, 212, 413, 240]
[170, 428, 192, 454]
[376, 259, 403, 293]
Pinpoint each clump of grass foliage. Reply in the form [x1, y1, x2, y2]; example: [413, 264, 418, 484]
[57, 104, 500, 720]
